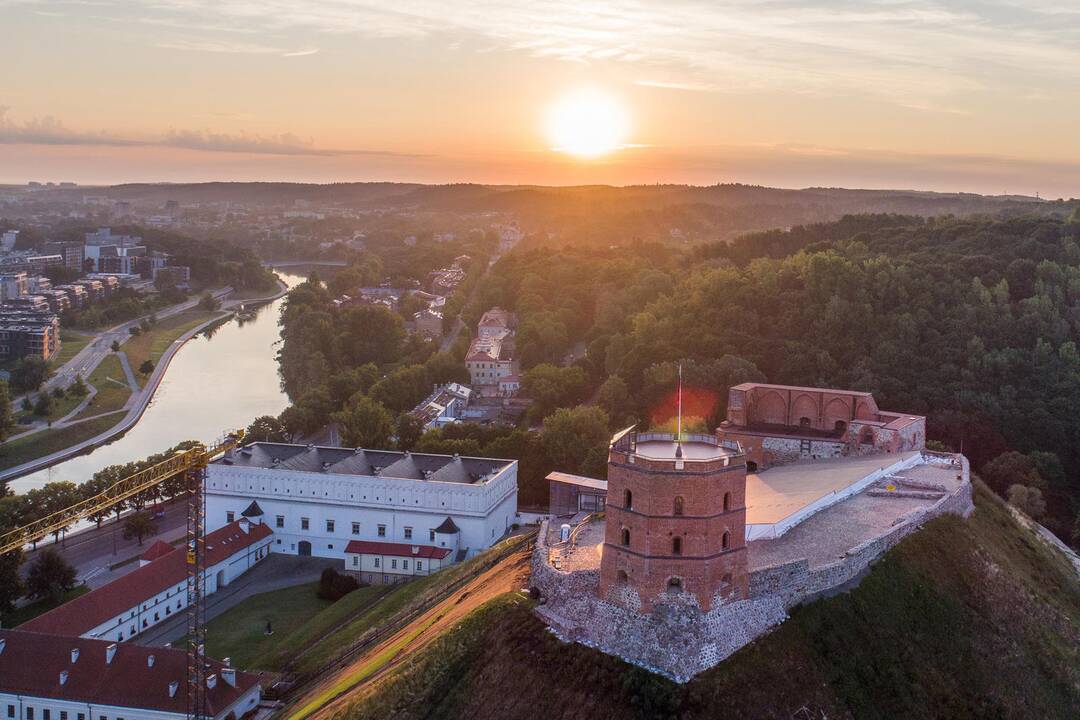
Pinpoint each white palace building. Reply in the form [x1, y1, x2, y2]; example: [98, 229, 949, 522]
[205, 443, 519, 570]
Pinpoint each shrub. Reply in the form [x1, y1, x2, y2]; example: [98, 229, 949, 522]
[317, 567, 360, 601]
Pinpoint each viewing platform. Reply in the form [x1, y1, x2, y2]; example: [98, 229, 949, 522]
[609, 427, 743, 471]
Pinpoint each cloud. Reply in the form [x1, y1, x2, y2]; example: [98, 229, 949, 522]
[0, 108, 407, 157]
[97, 0, 1080, 109]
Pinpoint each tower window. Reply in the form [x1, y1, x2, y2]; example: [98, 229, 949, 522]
[617, 570, 629, 584]
[667, 577, 682, 590]
[624, 489, 633, 510]
[621, 528, 630, 546]
[722, 531, 731, 550]
[672, 537, 682, 555]
[723, 492, 732, 512]
[673, 496, 684, 516]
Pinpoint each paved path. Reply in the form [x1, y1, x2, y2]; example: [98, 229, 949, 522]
[137, 554, 342, 647]
[117, 352, 139, 392]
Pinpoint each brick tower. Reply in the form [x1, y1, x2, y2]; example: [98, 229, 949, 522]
[598, 427, 749, 612]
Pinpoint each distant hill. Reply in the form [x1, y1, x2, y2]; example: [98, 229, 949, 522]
[326, 482, 1080, 720]
[20, 182, 1073, 246]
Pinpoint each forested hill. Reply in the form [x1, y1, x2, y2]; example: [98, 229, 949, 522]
[325, 484, 1080, 720]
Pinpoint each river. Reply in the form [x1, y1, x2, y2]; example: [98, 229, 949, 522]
[8, 271, 303, 494]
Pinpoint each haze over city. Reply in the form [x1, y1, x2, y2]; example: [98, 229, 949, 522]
[2, 0, 1080, 195]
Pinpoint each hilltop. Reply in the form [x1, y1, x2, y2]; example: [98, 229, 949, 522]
[316, 481, 1080, 720]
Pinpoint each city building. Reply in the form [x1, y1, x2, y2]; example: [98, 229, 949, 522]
[0, 309, 60, 361]
[410, 383, 472, 431]
[74, 280, 104, 304]
[55, 285, 88, 309]
[0, 230, 18, 252]
[410, 308, 443, 339]
[27, 276, 52, 294]
[20, 520, 272, 643]
[82, 275, 119, 297]
[43, 241, 84, 271]
[205, 442, 518, 564]
[42, 290, 71, 314]
[716, 383, 926, 471]
[0, 630, 261, 720]
[547, 471, 607, 516]
[343, 539, 453, 584]
[466, 307, 517, 394]
[152, 266, 191, 286]
[0, 272, 27, 302]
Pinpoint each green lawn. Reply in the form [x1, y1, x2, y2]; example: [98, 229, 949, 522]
[0, 412, 126, 471]
[14, 390, 84, 424]
[123, 310, 224, 388]
[202, 582, 394, 671]
[73, 354, 131, 420]
[1, 585, 90, 628]
[53, 330, 94, 366]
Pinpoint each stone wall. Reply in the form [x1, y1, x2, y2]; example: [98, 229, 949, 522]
[530, 453, 974, 683]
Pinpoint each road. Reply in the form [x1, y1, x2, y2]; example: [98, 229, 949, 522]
[439, 254, 499, 353]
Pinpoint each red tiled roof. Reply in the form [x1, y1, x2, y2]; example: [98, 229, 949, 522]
[344, 540, 452, 560]
[140, 539, 174, 562]
[21, 521, 272, 637]
[0, 629, 258, 716]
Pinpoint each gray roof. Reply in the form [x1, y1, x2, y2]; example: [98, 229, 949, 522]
[434, 516, 460, 533]
[216, 442, 512, 485]
[241, 500, 264, 517]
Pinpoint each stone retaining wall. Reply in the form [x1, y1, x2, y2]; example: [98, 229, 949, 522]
[531, 452, 973, 682]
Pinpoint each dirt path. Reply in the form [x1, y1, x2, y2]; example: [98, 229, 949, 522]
[289, 545, 532, 720]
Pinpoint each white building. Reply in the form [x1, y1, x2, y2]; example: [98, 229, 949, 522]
[1, 230, 18, 252]
[344, 537, 453, 584]
[21, 520, 272, 644]
[410, 383, 472, 431]
[205, 443, 518, 563]
[0, 630, 260, 720]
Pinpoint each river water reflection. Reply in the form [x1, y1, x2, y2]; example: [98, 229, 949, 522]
[9, 272, 302, 494]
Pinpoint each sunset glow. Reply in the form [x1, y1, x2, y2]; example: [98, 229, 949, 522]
[546, 90, 630, 158]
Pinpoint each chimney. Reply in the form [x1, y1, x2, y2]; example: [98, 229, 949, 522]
[59, 671, 69, 686]
[168, 681, 179, 698]
[221, 668, 238, 687]
[147, 654, 155, 668]
[206, 674, 217, 690]
[71, 648, 80, 663]
[106, 644, 117, 664]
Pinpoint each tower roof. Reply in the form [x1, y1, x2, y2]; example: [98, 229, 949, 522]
[434, 516, 460, 534]
[240, 500, 264, 518]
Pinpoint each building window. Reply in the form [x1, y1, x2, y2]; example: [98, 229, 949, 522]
[624, 489, 633, 509]
[722, 531, 731, 550]
[391, 559, 397, 569]
[352, 556, 358, 566]
[25, 709, 32, 720]
[673, 496, 684, 516]
[404, 527, 412, 540]
[301, 517, 309, 530]
[226, 511, 235, 523]
[377, 524, 386, 537]
[621, 528, 630, 546]
[352, 522, 360, 535]
[8, 705, 15, 719]
[672, 537, 682, 555]
[276, 515, 284, 528]
[326, 519, 335, 532]
[429, 529, 436, 541]
[374, 557, 380, 567]
[416, 561, 422, 571]
[60, 712, 67, 720]
[723, 492, 732, 512]
[154, 612, 159, 621]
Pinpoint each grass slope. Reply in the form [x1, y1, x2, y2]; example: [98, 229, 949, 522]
[123, 310, 223, 388]
[73, 353, 132, 420]
[334, 483, 1080, 720]
[0, 413, 125, 471]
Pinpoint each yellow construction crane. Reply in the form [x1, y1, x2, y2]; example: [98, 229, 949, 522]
[0, 431, 244, 555]
[0, 429, 245, 720]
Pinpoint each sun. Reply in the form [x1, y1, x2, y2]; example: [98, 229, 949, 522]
[546, 89, 630, 158]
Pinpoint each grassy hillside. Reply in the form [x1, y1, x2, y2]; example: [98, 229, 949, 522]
[328, 482, 1080, 720]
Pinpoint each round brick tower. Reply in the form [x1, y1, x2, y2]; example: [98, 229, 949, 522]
[598, 427, 748, 613]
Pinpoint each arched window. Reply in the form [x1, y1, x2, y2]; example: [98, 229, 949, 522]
[721, 531, 730, 550]
[834, 420, 848, 434]
[624, 489, 633, 510]
[621, 528, 630, 546]
[667, 577, 682, 591]
[799, 416, 811, 429]
[672, 537, 682, 555]
[617, 569, 629, 584]
[673, 496, 684, 516]
[723, 492, 732, 512]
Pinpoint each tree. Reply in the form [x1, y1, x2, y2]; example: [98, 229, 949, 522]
[1008, 484, 1047, 520]
[981, 452, 1044, 496]
[0, 380, 13, 442]
[139, 360, 155, 376]
[597, 375, 631, 421]
[10, 356, 50, 392]
[522, 364, 587, 417]
[199, 292, 220, 311]
[20, 396, 31, 413]
[128, 326, 141, 336]
[51, 385, 65, 399]
[25, 548, 77, 603]
[33, 392, 54, 417]
[541, 406, 610, 477]
[396, 413, 425, 452]
[40, 482, 80, 542]
[0, 549, 24, 616]
[122, 513, 158, 546]
[110, 340, 120, 352]
[67, 375, 89, 398]
[333, 395, 395, 449]
[246, 415, 288, 443]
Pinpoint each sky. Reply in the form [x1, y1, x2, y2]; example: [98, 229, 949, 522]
[1, 0, 1079, 196]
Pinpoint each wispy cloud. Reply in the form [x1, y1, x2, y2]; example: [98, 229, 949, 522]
[0, 108, 402, 157]
[88, 0, 1080, 109]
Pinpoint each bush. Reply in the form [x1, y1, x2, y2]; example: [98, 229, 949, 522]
[317, 567, 360, 601]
